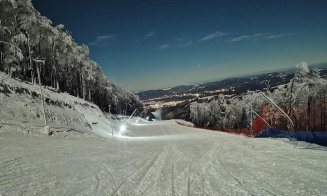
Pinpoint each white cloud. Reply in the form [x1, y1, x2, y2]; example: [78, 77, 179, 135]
[144, 31, 156, 39]
[156, 31, 227, 49]
[199, 31, 227, 42]
[158, 40, 195, 50]
[177, 40, 194, 48]
[229, 33, 292, 43]
[157, 31, 228, 49]
[89, 34, 115, 46]
[97, 35, 115, 40]
[264, 33, 291, 40]
[253, 33, 265, 38]
[158, 43, 171, 50]
[229, 35, 251, 43]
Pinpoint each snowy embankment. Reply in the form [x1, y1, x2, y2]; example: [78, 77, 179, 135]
[0, 71, 120, 137]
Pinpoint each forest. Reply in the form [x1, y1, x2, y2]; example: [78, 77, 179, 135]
[190, 63, 327, 132]
[0, 0, 143, 114]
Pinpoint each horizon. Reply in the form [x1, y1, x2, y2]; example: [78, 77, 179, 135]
[136, 61, 327, 92]
[33, 0, 327, 91]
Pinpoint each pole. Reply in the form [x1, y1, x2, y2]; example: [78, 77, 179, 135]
[260, 92, 293, 130]
[251, 108, 271, 128]
[136, 109, 146, 122]
[126, 109, 138, 124]
[34, 59, 47, 126]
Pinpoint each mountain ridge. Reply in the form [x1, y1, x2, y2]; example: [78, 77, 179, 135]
[137, 63, 327, 102]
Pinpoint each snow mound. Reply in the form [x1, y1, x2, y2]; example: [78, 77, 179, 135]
[0, 72, 117, 137]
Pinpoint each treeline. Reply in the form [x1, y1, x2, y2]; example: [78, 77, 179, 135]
[190, 63, 327, 131]
[0, 0, 143, 114]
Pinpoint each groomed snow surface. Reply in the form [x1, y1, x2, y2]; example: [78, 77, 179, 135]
[1, 72, 327, 195]
[1, 118, 327, 196]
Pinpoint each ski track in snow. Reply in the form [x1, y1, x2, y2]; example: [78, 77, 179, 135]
[1, 120, 327, 196]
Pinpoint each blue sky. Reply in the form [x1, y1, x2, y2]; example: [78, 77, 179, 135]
[33, 0, 327, 91]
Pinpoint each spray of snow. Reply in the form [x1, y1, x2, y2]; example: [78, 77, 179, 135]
[151, 108, 162, 120]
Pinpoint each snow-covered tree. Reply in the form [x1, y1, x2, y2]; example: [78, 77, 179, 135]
[0, 0, 143, 114]
[190, 63, 327, 131]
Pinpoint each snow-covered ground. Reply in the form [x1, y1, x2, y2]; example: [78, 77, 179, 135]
[1, 72, 327, 195]
[0, 71, 116, 138]
[1, 119, 327, 196]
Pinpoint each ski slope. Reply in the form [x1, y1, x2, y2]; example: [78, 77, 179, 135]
[1, 119, 327, 196]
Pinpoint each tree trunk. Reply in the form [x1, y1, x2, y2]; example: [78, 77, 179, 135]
[324, 95, 326, 131]
[313, 99, 316, 131]
[325, 96, 327, 131]
[82, 73, 86, 100]
[307, 97, 311, 131]
[27, 35, 34, 84]
[321, 93, 323, 131]
[288, 81, 294, 116]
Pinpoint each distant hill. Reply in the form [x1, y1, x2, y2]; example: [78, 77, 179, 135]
[137, 64, 327, 102]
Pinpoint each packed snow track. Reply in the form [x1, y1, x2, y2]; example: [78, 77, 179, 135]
[1, 120, 327, 196]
